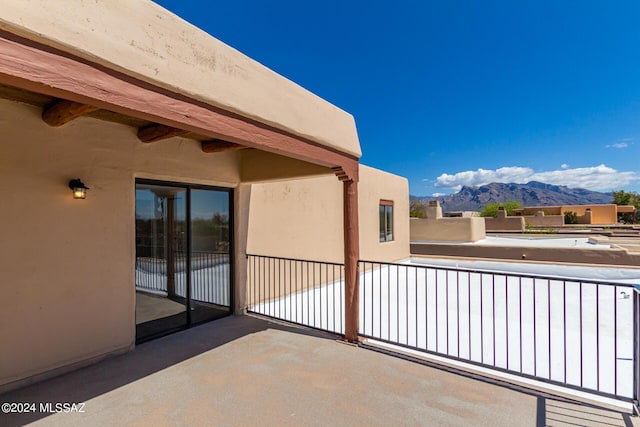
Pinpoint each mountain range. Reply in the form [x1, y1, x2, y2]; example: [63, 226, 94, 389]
[413, 181, 613, 212]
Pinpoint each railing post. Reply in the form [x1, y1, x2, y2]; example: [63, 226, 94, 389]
[634, 288, 639, 415]
[343, 178, 360, 342]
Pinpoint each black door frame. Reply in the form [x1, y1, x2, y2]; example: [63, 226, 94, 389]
[135, 178, 235, 342]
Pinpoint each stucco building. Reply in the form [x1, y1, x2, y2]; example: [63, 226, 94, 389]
[410, 201, 485, 242]
[511, 204, 634, 225]
[248, 165, 409, 264]
[0, 0, 409, 391]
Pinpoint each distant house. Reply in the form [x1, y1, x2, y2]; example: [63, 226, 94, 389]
[511, 204, 635, 225]
[410, 201, 485, 242]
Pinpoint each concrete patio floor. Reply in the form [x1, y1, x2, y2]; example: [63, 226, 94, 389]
[1, 315, 636, 427]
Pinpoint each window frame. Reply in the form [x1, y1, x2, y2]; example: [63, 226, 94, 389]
[379, 199, 394, 242]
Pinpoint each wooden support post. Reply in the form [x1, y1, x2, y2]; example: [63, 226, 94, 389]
[343, 178, 360, 342]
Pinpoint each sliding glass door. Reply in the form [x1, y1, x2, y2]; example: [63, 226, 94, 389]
[135, 185, 187, 340]
[189, 189, 232, 324]
[135, 180, 233, 342]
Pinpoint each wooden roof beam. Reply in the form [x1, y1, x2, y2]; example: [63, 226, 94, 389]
[201, 139, 246, 153]
[332, 166, 352, 182]
[42, 99, 99, 127]
[0, 32, 359, 182]
[137, 123, 188, 143]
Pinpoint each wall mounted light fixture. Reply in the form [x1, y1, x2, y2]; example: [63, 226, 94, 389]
[68, 178, 89, 199]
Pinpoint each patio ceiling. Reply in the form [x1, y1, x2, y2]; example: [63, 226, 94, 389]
[0, 29, 359, 183]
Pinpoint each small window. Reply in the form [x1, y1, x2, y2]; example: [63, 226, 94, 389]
[379, 200, 394, 242]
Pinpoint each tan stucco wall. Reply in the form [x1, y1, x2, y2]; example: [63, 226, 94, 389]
[359, 165, 410, 262]
[0, 0, 361, 158]
[516, 207, 563, 216]
[246, 165, 410, 264]
[484, 216, 526, 232]
[240, 150, 333, 183]
[576, 211, 593, 225]
[410, 217, 486, 242]
[411, 242, 640, 266]
[559, 205, 617, 225]
[234, 184, 252, 315]
[0, 98, 247, 389]
[517, 205, 618, 225]
[523, 215, 564, 227]
[247, 175, 343, 263]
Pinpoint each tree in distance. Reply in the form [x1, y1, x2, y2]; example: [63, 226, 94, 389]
[480, 200, 523, 217]
[410, 199, 428, 218]
[612, 190, 639, 223]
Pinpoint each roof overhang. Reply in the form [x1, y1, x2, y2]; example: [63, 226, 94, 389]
[0, 0, 360, 182]
[617, 205, 636, 213]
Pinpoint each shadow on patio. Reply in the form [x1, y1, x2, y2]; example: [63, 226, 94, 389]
[0, 315, 636, 426]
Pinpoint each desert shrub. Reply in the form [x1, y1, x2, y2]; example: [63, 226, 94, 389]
[410, 199, 427, 218]
[564, 211, 578, 224]
[481, 200, 522, 217]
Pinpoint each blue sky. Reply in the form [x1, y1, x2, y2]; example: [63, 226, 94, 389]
[155, 0, 640, 196]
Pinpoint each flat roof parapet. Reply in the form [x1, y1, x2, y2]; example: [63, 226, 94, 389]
[0, 0, 361, 158]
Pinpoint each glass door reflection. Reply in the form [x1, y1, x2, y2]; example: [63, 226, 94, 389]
[189, 189, 232, 324]
[135, 184, 187, 341]
[135, 181, 232, 342]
